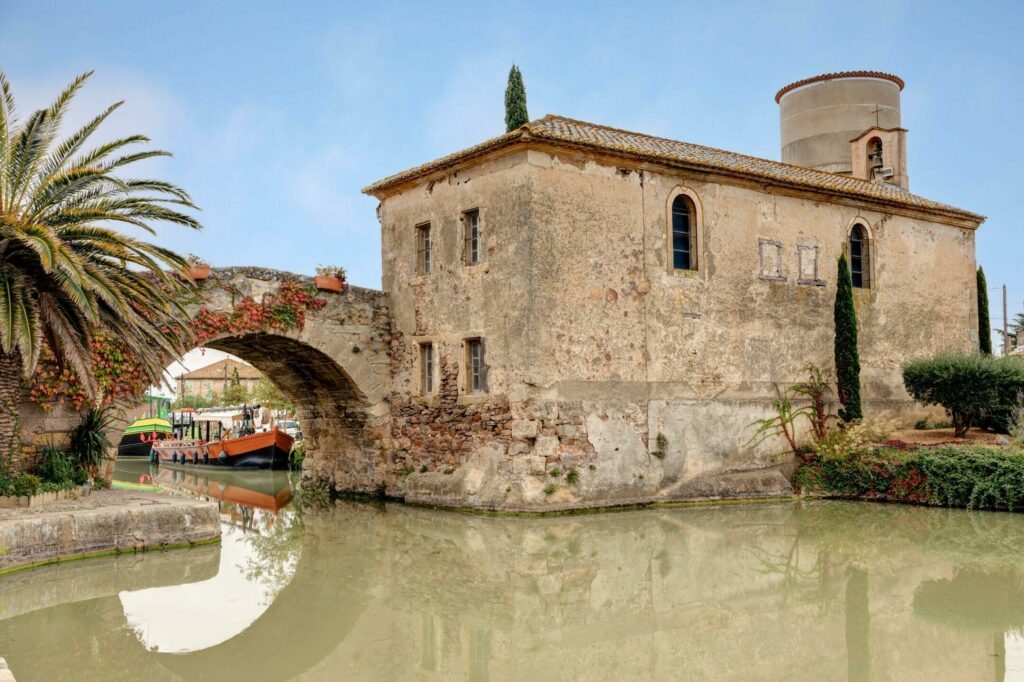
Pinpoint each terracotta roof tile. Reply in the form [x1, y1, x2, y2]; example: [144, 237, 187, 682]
[364, 114, 983, 223]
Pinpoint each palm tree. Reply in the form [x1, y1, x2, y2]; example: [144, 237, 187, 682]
[0, 71, 200, 458]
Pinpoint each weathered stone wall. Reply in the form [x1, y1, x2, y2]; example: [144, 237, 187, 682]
[379, 151, 537, 501]
[377, 144, 979, 510]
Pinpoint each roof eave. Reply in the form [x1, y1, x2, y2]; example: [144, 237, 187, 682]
[362, 123, 985, 225]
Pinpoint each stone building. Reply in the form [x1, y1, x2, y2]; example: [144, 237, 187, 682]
[177, 358, 262, 401]
[363, 71, 984, 510]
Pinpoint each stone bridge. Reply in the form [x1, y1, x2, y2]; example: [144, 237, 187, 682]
[186, 267, 392, 493]
[17, 267, 393, 494]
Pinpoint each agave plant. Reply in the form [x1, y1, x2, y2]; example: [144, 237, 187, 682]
[69, 406, 113, 479]
[0, 71, 200, 449]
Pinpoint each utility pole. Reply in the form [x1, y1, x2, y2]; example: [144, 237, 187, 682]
[1004, 284, 1010, 355]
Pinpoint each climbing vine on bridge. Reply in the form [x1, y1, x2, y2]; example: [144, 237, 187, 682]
[27, 332, 154, 411]
[193, 280, 327, 345]
[26, 279, 327, 411]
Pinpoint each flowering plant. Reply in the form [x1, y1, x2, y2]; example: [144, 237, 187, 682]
[315, 265, 347, 280]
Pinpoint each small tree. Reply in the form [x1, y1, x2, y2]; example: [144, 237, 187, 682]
[504, 65, 529, 132]
[834, 255, 862, 422]
[977, 267, 992, 354]
[221, 368, 250, 405]
[997, 312, 1024, 353]
[902, 353, 1024, 437]
[252, 376, 294, 413]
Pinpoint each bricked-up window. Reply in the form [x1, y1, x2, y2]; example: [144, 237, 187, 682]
[671, 195, 696, 271]
[849, 224, 870, 288]
[463, 209, 481, 265]
[416, 222, 432, 275]
[466, 338, 487, 393]
[419, 342, 434, 394]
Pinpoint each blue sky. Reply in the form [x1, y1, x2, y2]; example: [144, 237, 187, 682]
[2, 0, 1022, 348]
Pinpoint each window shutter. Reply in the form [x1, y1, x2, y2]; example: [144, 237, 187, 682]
[480, 341, 488, 391]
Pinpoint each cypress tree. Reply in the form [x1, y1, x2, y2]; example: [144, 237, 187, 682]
[977, 266, 992, 354]
[834, 254, 863, 422]
[504, 65, 529, 132]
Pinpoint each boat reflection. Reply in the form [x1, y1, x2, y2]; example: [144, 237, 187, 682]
[116, 459, 294, 515]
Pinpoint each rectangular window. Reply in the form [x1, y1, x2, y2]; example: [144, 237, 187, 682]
[463, 209, 481, 265]
[466, 338, 487, 393]
[758, 239, 784, 281]
[797, 245, 823, 285]
[419, 342, 434, 394]
[416, 222, 431, 275]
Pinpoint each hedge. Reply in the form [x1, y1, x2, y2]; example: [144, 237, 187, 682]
[803, 446, 1024, 511]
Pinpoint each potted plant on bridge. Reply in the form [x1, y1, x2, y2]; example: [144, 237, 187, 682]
[183, 254, 211, 282]
[314, 265, 348, 293]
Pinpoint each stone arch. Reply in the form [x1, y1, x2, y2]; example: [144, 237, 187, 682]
[201, 330, 389, 494]
[15, 268, 393, 494]
[180, 269, 392, 494]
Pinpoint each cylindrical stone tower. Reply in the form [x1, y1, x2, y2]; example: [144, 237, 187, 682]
[776, 71, 904, 174]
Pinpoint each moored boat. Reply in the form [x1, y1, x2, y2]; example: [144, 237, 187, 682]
[152, 404, 293, 470]
[152, 428, 293, 469]
[117, 417, 173, 458]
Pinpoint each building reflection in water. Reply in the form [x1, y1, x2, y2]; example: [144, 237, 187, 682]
[2, 498, 1024, 680]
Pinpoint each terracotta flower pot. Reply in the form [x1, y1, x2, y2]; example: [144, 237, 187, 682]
[315, 275, 345, 293]
[187, 264, 211, 281]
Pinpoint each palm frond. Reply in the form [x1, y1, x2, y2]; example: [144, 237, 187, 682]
[0, 71, 201, 388]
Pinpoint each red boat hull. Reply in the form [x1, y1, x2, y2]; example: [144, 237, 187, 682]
[153, 428, 293, 470]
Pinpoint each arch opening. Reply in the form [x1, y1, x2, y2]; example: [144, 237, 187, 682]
[198, 332, 386, 493]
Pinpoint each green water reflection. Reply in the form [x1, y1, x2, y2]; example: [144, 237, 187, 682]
[3, 468, 1024, 680]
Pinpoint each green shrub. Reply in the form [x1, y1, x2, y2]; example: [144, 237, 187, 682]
[811, 417, 897, 460]
[11, 473, 41, 497]
[289, 440, 306, 471]
[808, 446, 1024, 511]
[35, 446, 83, 485]
[1009, 393, 1024, 447]
[979, 363, 1024, 433]
[902, 353, 1024, 436]
[565, 468, 579, 485]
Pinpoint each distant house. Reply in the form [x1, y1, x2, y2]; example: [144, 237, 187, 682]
[177, 358, 262, 401]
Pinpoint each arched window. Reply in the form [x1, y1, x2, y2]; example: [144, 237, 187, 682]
[849, 224, 870, 288]
[671, 195, 696, 271]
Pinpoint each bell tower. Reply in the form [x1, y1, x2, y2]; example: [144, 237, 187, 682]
[776, 71, 908, 189]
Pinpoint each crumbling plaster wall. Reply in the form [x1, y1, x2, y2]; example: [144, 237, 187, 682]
[379, 146, 977, 510]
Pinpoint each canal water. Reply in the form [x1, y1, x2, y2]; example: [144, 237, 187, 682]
[2, 461, 1024, 681]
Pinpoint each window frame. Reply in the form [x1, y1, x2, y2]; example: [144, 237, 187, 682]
[848, 223, 872, 289]
[462, 208, 481, 266]
[665, 187, 703, 276]
[465, 338, 487, 394]
[415, 222, 432, 275]
[418, 342, 434, 395]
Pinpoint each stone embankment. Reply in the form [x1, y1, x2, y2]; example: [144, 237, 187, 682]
[0, 490, 220, 575]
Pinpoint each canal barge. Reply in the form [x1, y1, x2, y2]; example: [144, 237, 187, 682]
[152, 404, 293, 470]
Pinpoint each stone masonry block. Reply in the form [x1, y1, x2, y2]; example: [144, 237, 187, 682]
[511, 420, 540, 439]
[535, 435, 559, 459]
